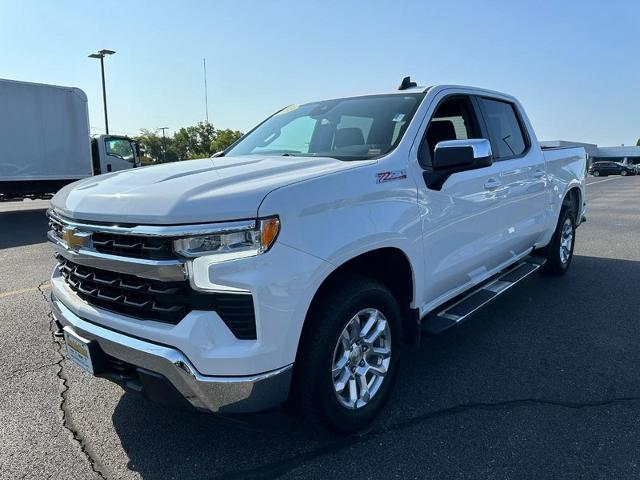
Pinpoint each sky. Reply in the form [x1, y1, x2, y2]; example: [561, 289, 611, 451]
[1, 0, 638, 146]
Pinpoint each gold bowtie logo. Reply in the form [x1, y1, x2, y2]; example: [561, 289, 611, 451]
[62, 228, 91, 251]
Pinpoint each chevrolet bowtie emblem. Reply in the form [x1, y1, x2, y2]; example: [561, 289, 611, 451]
[62, 227, 91, 251]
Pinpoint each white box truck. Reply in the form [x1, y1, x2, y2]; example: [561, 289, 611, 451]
[0, 79, 141, 200]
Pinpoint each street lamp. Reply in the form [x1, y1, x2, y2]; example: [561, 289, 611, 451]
[88, 49, 116, 134]
[158, 127, 169, 163]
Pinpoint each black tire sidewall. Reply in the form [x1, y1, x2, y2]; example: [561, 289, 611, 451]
[543, 206, 576, 275]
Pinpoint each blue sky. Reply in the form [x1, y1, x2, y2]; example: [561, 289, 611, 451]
[1, 0, 638, 145]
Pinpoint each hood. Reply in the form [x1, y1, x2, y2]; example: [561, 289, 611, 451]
[52, 155, 367, 224]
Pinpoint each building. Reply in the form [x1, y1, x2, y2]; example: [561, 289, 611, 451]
[540, 140, 640, 167]
[593, 146, 640, 167]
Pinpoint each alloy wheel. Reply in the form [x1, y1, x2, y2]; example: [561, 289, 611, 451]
[331, 308, 391, 409]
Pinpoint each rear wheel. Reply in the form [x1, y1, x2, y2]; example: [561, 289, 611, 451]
[592, 170, 600, 177]
[291, 275, 402, 434]
[541, 205, 576, 276]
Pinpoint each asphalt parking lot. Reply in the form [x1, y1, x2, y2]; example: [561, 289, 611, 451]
[2, 175, 640, 479]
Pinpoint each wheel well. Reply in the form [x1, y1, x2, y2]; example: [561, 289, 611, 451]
[304, 248, 418, 346]
[564, 187, 581, 219]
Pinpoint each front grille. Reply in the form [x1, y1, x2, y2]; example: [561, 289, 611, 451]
[57, 257, 257, 339]
[48, 215, 175, 260]
[91, 232, 174, 260]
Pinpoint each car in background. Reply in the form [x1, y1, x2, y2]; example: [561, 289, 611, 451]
[589, 161, 636, 177]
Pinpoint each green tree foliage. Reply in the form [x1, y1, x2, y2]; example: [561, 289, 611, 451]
[636, 138, 640, 146]
[134, 122, 243, 163]
[211, 128, 243, 154]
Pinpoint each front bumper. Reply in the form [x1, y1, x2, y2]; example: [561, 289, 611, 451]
[51, 294, 293, 413]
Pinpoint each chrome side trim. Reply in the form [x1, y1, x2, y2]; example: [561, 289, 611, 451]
[51, 295, 293, 413]
[49, 231, 187, 281]
[48, 209, 256, 237]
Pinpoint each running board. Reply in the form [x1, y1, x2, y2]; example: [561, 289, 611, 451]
[422, 256, 546, 334]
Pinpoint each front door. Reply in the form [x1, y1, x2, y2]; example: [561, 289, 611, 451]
[102, 136, 136, 172]
[415, 94, 516, 307]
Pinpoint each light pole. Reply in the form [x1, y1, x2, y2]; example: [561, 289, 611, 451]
[88, 49, 116, 134]
[158, 127, 169, 163]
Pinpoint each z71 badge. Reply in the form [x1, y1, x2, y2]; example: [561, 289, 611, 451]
[376, 170, 407, 184]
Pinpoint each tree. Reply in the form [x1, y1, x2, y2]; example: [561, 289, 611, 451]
[211, 128, 243, 153]
[636, 138, 640, 146]
[134, 122, 243, 163]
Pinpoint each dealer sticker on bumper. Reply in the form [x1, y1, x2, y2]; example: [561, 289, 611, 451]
[63, 328, 94, 374]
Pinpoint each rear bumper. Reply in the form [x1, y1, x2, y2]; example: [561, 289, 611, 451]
[51, 294, 293, 413]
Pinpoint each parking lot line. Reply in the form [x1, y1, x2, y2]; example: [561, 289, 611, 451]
[587, 176, 624, 186]
[0, 283, 50, 299]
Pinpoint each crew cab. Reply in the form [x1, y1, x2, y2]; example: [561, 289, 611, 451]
[47, 80, 586, 433]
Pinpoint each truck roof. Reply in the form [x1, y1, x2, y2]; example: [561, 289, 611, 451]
[303, 83, 519, 106]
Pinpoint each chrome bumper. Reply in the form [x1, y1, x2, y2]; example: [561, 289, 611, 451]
[50, 294, 293, 414]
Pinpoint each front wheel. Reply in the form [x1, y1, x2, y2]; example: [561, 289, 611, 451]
[291, 275, 402, 434]
[541, 206, 576, 276]
[592, 170, 600, 177]
[621, 170, 628, 176]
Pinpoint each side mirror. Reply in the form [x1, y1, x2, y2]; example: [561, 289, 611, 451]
[133, 142, 144, 167]
[433, 139, 492, 171]
[424, 139, 493, 191]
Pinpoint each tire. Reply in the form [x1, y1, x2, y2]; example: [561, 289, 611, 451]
[541, 205, 576, 276]
[621, 170, 628, 176]
[592, 170, 600, 177]
[291, 275, 402, 434]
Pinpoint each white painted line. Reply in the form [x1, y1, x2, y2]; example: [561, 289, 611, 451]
[587, 176, 624, 186]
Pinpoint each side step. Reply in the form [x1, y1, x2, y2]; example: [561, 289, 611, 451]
[422, 256, 546, 334]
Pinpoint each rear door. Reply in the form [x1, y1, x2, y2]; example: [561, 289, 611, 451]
[477, 96, 547, 256]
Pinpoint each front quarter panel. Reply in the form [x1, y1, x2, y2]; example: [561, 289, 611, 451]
[258, 156, 422, 349]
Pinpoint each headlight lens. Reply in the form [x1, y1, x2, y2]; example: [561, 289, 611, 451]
[173, 217, 280, 261]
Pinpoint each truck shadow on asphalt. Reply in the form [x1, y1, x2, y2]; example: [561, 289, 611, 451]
[0, 208, 49, 249]
[110, 253, 640, 479]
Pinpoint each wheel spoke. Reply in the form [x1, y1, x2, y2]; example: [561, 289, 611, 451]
[340, 329, 351, 350]
[334, 368, 350, 393]
[348, 378, 358, 404]
[368, 363, 388, 377]
[357, 373, 370, 403]
[348, 315, 361, 342]
[332, 354, 348, 377]
[364, 319, 387, 345]
[369, 346, 391, 360]
[359, 311, 377, 339]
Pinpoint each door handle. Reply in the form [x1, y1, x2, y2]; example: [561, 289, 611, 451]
[484, 178, 502, 190]
[533, 169, 545, 178]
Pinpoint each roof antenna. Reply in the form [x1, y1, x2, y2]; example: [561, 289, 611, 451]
[398, 76, 417, 90]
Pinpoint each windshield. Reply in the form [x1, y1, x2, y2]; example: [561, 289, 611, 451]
[225, 93, 424, 161]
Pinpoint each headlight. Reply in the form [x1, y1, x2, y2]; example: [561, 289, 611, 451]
[173, 217, 280, 262]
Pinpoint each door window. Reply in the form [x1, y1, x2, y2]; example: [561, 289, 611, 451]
[105, 138, 135, 163]
[479, 98, 527, 160]
[419, 96, 481, 167]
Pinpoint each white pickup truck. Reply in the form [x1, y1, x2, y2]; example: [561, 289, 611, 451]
[48, 80, 586, 433]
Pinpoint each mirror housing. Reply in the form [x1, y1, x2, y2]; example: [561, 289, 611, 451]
[433, 139, 492, 170]
[133, 142, 143, 167]
[424, 139, 493, 191]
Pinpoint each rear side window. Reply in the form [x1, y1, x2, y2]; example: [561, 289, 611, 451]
[480, 98, 527, 159]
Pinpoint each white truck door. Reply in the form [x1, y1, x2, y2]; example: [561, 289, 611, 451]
[414, 94, 517, 307]
[100, 136, 138, 172]
[476, 97, 547, 255]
